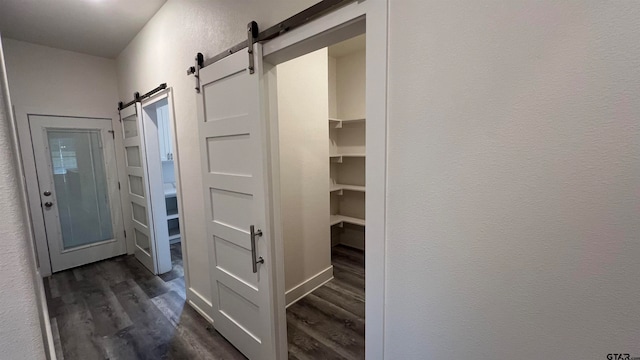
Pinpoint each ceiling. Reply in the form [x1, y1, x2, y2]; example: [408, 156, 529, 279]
[328, 34, 366, 58]
[0, 0, 166, 58]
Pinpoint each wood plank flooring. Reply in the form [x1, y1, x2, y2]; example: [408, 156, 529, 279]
[287, 245, 365, 360]
[45, 243, 246, 360]
[46, 243, 365, 359]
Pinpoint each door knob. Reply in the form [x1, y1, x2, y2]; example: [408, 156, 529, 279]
[43, 191, 51, 196]
[44, 202, 53, 208]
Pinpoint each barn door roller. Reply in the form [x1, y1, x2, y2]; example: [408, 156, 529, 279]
[186, 53, 204, 93]
[247, 21, 259, 74]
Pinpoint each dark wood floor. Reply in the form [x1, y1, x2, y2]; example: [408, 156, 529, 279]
[287, 245, 365, 360]
[45, 243, 246, 360]
[46, 243, 365, 360]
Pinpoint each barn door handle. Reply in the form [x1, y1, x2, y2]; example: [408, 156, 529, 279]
[250, 225, 264, 273]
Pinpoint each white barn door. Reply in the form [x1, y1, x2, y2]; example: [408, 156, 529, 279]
[120, 103, 161, 274]
[197, 44, 277, 359]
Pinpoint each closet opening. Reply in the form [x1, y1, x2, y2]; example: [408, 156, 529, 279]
[274, 33, 366, 358]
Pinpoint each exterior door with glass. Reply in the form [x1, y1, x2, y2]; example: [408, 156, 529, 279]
[29, 115, 126, 272]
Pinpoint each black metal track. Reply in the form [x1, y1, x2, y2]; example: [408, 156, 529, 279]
[118, 83, 168, 110]
[200, 0, 356, 69]
[139, 83, 167, 101]
[118, 99, 137, 111]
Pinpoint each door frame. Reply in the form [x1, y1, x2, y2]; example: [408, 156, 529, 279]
[152, 87, 193, 317]
[15, 106, 128, 277]
[136, 88, 189, 279]
[260, 1, 388, 358]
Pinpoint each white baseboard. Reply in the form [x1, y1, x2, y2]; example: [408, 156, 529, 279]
[36, 269, 57, 360]
[186, 267, 334, 323]
[187, 287, 214, 324]
[285, 265, 334, 308]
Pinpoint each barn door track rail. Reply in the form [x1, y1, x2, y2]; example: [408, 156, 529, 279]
[186, 0, 357, 92]
[118, 83, 168, 111]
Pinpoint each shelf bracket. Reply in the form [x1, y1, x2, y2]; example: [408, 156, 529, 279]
[329, 119, 343, 129]
[330, 155, 343, 164]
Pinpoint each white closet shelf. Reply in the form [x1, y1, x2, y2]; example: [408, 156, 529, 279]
[329, 117, 365, 128]
[330, 154, 366, 163]
[330, 214, 365, 227]
[168, 227, 180, 240]
[330, 184, 366, 193]
[166, 213, 179, 221]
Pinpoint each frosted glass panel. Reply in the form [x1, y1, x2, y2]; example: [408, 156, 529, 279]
[128, 175, 144, 197]
[135, 229, 150, 252]
[47, 130, 113, 249]
[126, 146, 141, 167]
[132, 202, 147, 226]
[122, 114, 138, 138]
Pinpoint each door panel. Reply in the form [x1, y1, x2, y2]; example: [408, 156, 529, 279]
[120, 104, 159, 273]
[197, 44, 277, 359]
[29, 115, 125, 272]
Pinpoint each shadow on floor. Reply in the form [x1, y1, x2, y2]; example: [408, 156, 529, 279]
[45, 243, 246, 360]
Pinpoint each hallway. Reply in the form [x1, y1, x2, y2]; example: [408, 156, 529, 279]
[45, 244, 245, 359]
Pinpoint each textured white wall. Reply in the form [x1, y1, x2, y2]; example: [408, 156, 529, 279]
[276, 48, 331, 292]
[386, 1, 640, 358]
[115, 0, 319, 310]
[0, 37, 46, 360]
[3, 39, 120, 115]
[3, 39, 127, 271]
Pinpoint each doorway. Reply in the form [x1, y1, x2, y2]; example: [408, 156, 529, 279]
[274, 35, 366, 359]
[139, 93, 184, 278]
[29, 115, 126, 272]
[120, 90, 185, 277]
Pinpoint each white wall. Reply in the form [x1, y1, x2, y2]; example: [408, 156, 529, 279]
[0, 36, 46, 360]
[336, 49, 365, 120]
[328, 56, 338, 119]
[115, 0, 319, 313]
[3, 39, 120, 116]
[386, 1, 640, 358]
[276, 48, 331, 294]
[2, 39, 129, 270]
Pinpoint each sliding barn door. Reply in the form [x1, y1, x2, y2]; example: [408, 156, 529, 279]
[197, 44, 277, 359]
[120, 103, 160, 274]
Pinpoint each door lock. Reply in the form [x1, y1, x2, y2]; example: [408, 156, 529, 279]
[43, 191, 51, 196]
[44, 202, 53, 208]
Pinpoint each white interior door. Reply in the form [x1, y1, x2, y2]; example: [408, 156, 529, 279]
[197, 44, 278, 359]
[120, 103, 162, 274]
[29, 115, 125, 272]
